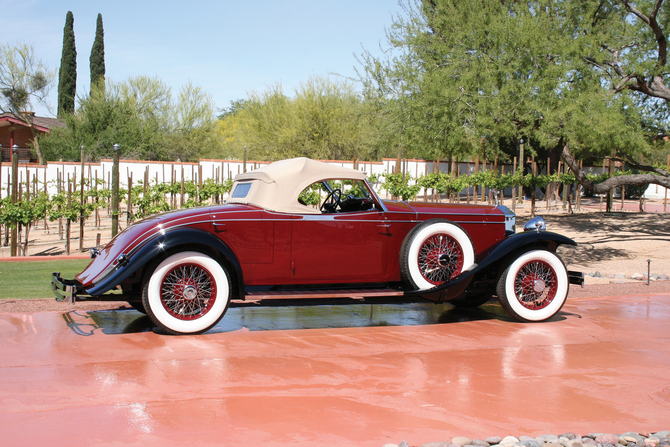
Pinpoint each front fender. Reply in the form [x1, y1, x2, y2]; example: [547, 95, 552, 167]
[85, 228, 244, 298]
[475, 230, 576, 272]
[407, 231, 576, 303]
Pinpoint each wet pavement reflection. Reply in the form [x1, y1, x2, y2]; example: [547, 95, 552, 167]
[72, 300, 515, 336]
[1, 294, 668, 447]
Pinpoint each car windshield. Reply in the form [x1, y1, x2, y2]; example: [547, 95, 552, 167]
[299, 179, 376, 213]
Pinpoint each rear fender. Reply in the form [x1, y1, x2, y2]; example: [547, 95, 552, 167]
[85, 228, 244, 298]
[408, 231, 576, 303]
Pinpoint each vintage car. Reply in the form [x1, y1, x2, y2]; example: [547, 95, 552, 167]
[53, 157, 583, 334]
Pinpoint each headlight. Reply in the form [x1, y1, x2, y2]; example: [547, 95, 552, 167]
[524, 216, 546, 232]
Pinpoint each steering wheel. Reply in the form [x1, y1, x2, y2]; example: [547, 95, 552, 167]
[320, 188, 342, 213]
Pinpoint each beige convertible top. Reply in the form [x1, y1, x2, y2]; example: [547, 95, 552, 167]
[228, 157, 367, 214]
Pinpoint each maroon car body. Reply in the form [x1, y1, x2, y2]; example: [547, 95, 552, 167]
[53, 157, 583, 334]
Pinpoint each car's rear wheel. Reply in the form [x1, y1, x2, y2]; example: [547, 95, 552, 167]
[496, 249, 568, 322]
[142, 251, 230, 335]
[400, 219, 475, 290]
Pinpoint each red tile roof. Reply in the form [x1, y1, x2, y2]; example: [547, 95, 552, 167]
[0, 112, 65, 133]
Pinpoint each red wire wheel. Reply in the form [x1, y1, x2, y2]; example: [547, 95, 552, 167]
[160, 263, 217, 320]
[400, 219, 476, 291]
[496, 249, 569, 322]
[512, 259, 557, 310]
[417, 234, 465, 285]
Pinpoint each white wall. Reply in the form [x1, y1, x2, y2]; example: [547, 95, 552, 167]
[0, 156, 610, 200]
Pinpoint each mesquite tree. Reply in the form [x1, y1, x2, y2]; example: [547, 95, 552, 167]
[357, 0, 670, 194]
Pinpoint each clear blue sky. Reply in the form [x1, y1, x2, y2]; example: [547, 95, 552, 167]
[4, 0, 404, 117]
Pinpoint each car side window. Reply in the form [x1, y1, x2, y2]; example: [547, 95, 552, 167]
[231, 182, 252, 198]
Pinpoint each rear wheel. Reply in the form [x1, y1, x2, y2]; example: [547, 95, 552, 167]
[496, 249, 568, 322]
[142, 251, 230, 335]
[400, 219, 475, 290]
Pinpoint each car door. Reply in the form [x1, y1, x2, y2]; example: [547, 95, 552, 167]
[290, 209, 393, 283]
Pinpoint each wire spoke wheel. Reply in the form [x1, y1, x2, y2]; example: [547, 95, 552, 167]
[497, 249, 569, 322]
[160, 263, 217, 320]
[513, 260, 556, 310]
[401, 219, 475, 291]
[143, 251, 231, 335]
[418, 234, 464, 285]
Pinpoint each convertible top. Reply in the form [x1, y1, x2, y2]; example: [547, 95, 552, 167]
[228, 157, 367, 214]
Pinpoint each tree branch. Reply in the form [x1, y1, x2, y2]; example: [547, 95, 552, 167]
[561, 143, 670, 194]
[620, 0, 667, 66]
[611, 153, 670, 177]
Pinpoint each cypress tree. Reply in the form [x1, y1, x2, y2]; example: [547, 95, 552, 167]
[89, 13, 106, 93]
[57, 11, 77, 117]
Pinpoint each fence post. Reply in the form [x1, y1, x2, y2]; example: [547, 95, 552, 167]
[607, 154, 615, 212]
[127, 172, 133, 224]
[111, 144, 120, 237]
[530, 156, 537, 217]
[518, 139, 524, 204]
[94, 171, 99, 227]
[180, 165, 185, 208]
[512, 157, 517, 212]
[79, 146, 85, 252]
[665, 155, 669, 213]
[10, 145, 19, 257]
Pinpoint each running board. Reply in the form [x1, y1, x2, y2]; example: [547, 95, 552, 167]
[243, 288, 405, 301]
[231, 288, 413, 307]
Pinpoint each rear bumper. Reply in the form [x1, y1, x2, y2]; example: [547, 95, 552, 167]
[52, 272, 82, 304]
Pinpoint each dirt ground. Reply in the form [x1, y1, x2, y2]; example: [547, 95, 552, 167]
[0, 197, 668, 313]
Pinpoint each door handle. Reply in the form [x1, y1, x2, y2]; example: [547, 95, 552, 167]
[377, 223, 392, 236]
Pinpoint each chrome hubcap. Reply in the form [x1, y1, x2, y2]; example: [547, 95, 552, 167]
[183, 285, 198, 300]
[438, 253, 452, 266]
[533, 279, 546, 293]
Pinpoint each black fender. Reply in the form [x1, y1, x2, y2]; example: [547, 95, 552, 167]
[407, 231, 576, 303]
[85, 228, 245, 298]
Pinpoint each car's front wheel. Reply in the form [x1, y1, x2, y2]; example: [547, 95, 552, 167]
[142, 251, 231, 335]
[496, 249, 569, 322]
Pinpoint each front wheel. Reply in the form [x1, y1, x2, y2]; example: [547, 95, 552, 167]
[142, 251, 231, 335]
[496, 249, 569, 322]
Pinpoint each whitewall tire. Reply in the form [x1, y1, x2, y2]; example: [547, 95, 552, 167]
[142, 251, 230, 335]
[496, 249, 569, 322]
[400, 219, 476, 290]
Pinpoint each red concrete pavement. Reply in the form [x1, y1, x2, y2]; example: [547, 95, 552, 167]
[0, 293, 668, 447]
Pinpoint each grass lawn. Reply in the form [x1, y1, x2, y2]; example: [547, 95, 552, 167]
[0, 259, 92, 300]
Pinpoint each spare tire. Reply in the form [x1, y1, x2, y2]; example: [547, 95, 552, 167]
[400, 219, 476, 290]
